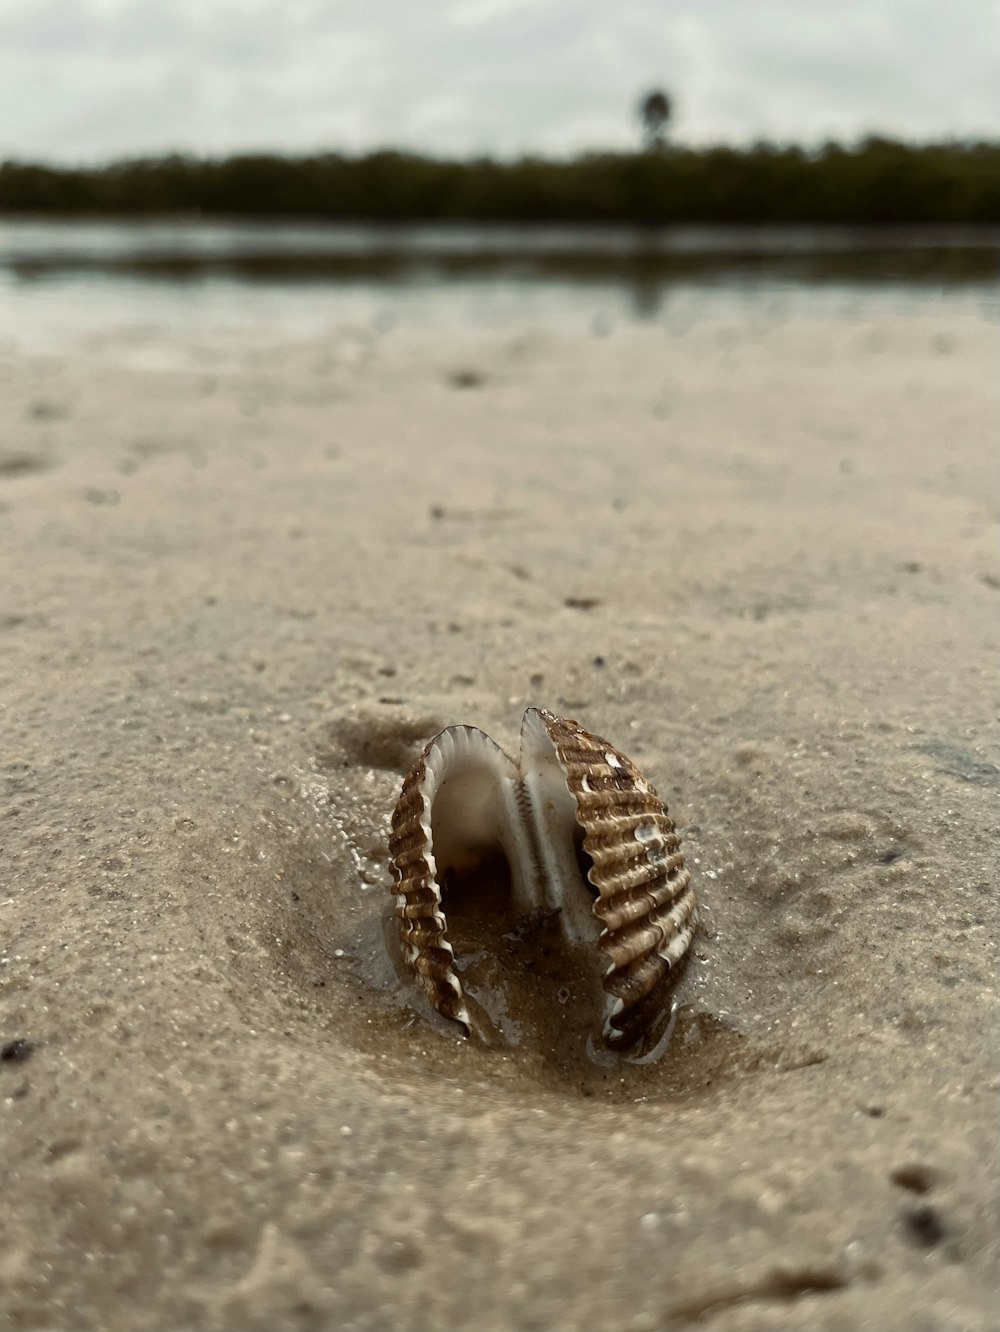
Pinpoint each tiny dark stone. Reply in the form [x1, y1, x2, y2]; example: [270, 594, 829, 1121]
[878, 848, 905, 864]
[865, 1105, 886, 1118]
[592, 655, 606, 668]
[891, 1163, 937, 1194]
[903, 1204, 946, 1247]
[429, 505, 445, 520]
[1, 1039, 35, 1064]
[447, 369, 484, 389]
[565, 596, 601, 611]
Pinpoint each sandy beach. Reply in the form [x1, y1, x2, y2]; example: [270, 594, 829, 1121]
[1, 301, 997, 1330]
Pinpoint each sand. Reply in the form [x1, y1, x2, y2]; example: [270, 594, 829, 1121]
[1, 302, 997, 1331]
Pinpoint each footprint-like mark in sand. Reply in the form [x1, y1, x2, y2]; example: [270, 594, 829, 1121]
[176, 707, 745, 1102]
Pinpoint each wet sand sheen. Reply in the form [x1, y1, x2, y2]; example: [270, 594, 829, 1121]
[0, 306, 997, 1330]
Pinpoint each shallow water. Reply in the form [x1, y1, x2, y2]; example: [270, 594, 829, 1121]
[1, 218, 996, 348]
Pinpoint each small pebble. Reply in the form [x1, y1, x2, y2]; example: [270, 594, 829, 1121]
[0, 1039, 35, 1064]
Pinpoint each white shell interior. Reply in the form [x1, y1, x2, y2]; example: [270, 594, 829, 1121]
[423, 710, 599, 944]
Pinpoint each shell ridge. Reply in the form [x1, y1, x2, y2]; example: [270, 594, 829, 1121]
[532, 710, 696, 1054]
[388, 723, 513, 1035]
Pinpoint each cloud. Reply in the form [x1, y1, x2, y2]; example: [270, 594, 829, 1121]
[0, 0, 996, 162]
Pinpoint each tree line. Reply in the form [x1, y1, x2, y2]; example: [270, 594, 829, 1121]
[1, 139, 996, 225]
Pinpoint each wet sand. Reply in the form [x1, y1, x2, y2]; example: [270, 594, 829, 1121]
[1, 305, 997, 1330]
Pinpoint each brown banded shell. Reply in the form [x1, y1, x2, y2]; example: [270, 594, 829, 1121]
[387, 707, 696, 1057]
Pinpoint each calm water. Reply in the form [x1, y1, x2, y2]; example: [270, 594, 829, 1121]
[1, 219, 996, 347]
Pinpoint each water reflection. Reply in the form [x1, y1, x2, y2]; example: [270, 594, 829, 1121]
[4, 219, 996, 280]
[1, 219, 996, 348]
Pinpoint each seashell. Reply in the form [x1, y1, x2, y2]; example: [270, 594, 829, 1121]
[388, 707, 696, 1057]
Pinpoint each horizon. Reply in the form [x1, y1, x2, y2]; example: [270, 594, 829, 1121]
[1, 1, 997, 165]
[5, 132, 999, 174]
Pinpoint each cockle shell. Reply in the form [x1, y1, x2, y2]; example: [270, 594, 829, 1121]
[388, 707, 696, 1056]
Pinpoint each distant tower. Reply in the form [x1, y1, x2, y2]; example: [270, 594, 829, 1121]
[637, 89, 672, 152]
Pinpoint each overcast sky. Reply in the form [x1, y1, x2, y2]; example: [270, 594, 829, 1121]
[0, 0, 996, 163]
